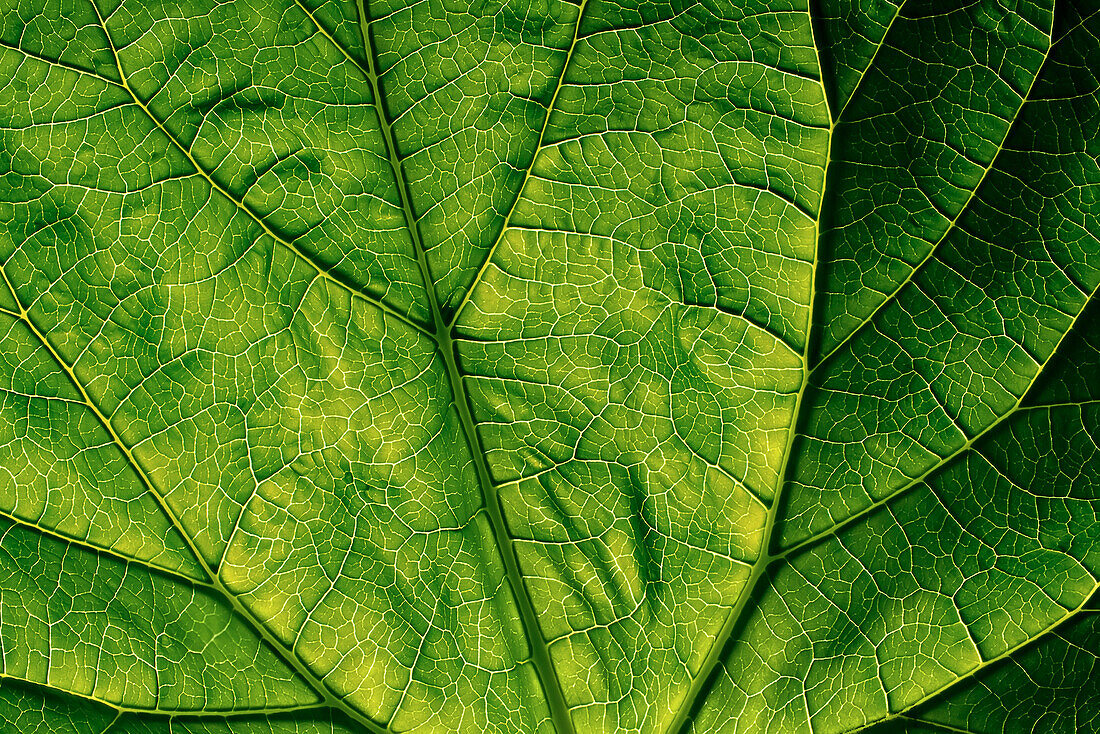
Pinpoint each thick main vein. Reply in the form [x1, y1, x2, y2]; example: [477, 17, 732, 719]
[664, 7, 1092, 724]
[355, 2, 576, 732]
[0, 264, 388, 734]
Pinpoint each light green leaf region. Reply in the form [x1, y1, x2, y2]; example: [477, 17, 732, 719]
[0, 0, 1096, 732]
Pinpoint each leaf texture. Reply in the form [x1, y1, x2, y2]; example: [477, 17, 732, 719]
[0, 0, 1096, 733]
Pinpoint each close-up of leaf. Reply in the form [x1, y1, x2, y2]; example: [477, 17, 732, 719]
[0, 0, 1097, 732]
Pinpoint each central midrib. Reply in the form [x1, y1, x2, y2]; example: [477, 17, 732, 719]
[355, 4, 577, 732]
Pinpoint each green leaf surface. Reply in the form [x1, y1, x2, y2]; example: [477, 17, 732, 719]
[0, 0, 1096, 732]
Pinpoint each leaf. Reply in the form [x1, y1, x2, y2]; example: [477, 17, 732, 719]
[0, 0, 1096, 732]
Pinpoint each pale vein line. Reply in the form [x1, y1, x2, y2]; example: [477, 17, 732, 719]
[0, 507, 208, 588]
[776, 277, 1100, 562]
[292, 0, 371, 78]
[0, 39, 126, 89]
[7, 11, 398, 733]
[355, 1, 578, 731]
[97, 711, 122, 734]
[0, 673, 331, 718]
[895, 716, 977, 734]
[0, 259, 388, 733]
[833, 0, 905, 122]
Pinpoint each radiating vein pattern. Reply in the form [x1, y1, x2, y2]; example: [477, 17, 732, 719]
[780, 0, 1098, 549]
[453, 1, 828, 729]
[0, 0, 1097, 732]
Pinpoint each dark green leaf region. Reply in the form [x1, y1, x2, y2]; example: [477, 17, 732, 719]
[0, 0, 1097, 732]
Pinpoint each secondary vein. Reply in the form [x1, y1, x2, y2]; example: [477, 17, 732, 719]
[774, 278, 1100, 563]
[447, 0, 591, 329]
[811, 11, 1060, 374]
[665, 4, 834, 730]
[0, 252, 391, 734]
[77, 3, 433, 343]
